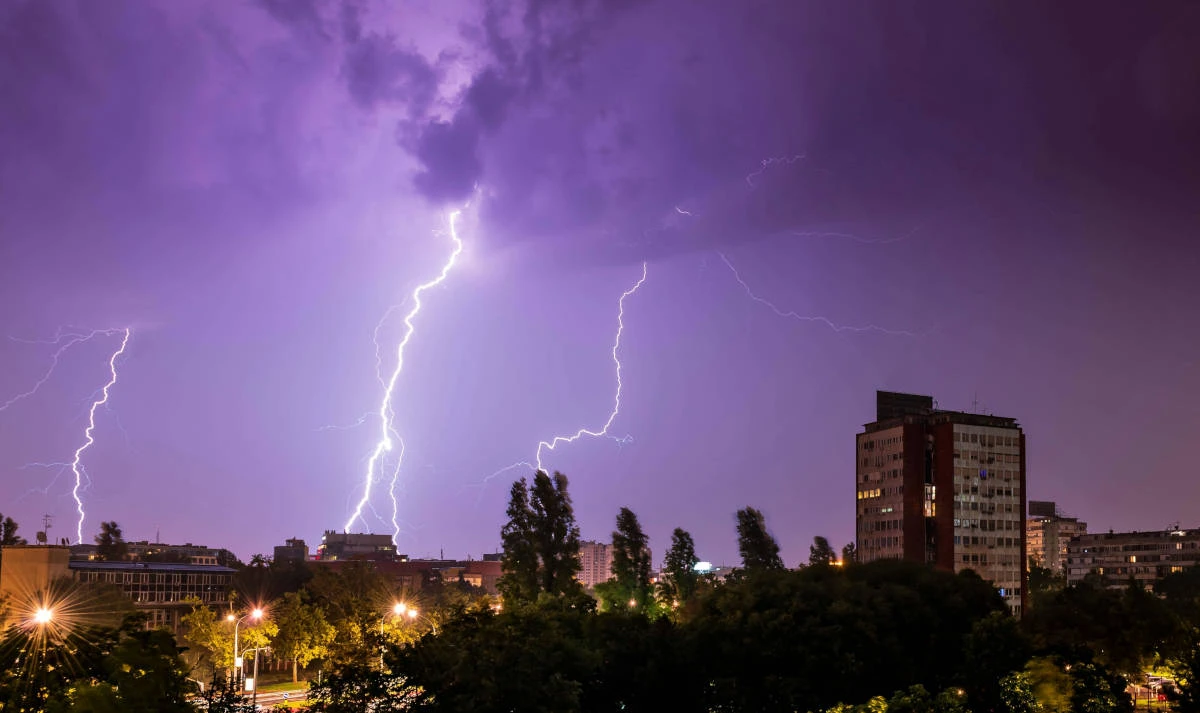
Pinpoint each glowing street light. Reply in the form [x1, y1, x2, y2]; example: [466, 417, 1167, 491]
[232, 607, 265, 691]
[393, 602, 407, 616]
[33, 607, 53, 625]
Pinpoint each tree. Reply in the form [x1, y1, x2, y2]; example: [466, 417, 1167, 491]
[180, 599, 235, 674]
[498, 477, 539, 603]
[735, 507, 784, 571]
[841, 541, 857, 565]
[660, 528, 700, 605]
[809, 536, 837, 566]
[609, 507, 652, 608]
[0, 610, 193, 712]
[94, 521, 127, 561]
[0, 514, 26, 546]
[305, 562, 396, 668]
[272, 591, 335, 682]
[529, 471, 583, 597]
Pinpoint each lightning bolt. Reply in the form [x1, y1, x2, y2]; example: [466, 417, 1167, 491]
[745, 154, 806, 187]
[344, 210, 464, 535]
[533, 262, 647, 470]
[70, 328, 131, 544]
[719, 253, 916, 336]
[1, 328, 124, 413]
[473, 263, 647, 504]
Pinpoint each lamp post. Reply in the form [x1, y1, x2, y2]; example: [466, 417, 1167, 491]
[230, 608, 264, 693]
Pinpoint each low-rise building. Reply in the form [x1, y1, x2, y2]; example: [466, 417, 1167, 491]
[315, 531, 398, 561]
[1026, 501, 1087, 575]
[1066, 527, 1200, 587]
[273, 538, 310, 563]
[0, 544, 235, 632]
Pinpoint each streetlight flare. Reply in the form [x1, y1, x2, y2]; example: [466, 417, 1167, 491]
[250, 608, 264, 619]
[407, 609, 418, 620]
[393, 602, 407, 616]
[33, 608, 52, 624]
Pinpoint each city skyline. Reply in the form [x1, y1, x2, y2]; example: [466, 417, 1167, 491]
[2, 1, 1199, 566]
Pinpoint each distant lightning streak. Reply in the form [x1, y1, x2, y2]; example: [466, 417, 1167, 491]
[70, 328, 131, 544]
[344, 211, 464, 534]
[746, 154, 805, 187]
[719, 253, 916, 336]
[532, 262, 648, 471]
[0, 328, 123, 413]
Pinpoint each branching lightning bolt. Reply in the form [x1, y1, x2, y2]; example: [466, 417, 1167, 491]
[533, 262, 647, 470]
[477, 263, 648, 501]
[70, 328, 131, 544]
[719, 253, 916, 336]
[1, 328, 124, 413]
[344, 211, 464, 535]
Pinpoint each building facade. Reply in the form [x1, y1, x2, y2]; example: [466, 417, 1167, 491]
[1026, 501, 1087, 575]
[1066, 527, 1200, 587]
[274, 538, 310, 563]
[315, 531, 398, 561]
[0, 545, 234, 632]
[578, 540, 614, 589]
[856, 391, 1027, 615]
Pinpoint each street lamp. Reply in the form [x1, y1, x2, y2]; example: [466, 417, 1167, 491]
[380, 602, 415, 667]
[32, 607, 53, 625]
[231, 608, 264, 692]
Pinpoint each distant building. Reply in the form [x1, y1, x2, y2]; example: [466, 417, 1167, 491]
[69, 540, 239, 567]
[1066, 527, 1200, 588]
[577, 540, 613, 589]
[0, 544, 234, 633]
[1026, 501, 1087, 575]
[856, 391, 1027, 615]
[311, 556, 503, 595]
[274, 538, 310, 563]
[315, 531, 399, 561]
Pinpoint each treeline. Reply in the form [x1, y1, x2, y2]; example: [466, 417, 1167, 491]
[308, 471, 1200, 713]
[180, 558, 492, 685]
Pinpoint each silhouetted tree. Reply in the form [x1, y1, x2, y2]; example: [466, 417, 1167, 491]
[498, 477, 539, 603]
[841, 541, 857, 565]
[94, 521, 127, 561]
[660, 527, 700, 605]
[529, 470, 583, 597]
[735, 507, 784, 571]
[0, 515, 25, 546]
[610, 507, 652, 607]
[808, 535, 837, 566]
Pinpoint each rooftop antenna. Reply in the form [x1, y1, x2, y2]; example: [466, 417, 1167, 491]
[42, 514, 53, 541]
[156, 526, 160, 544]
[971, 392, 980, 414]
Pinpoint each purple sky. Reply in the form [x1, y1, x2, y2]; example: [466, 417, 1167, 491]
[2, 0, 1198, 566]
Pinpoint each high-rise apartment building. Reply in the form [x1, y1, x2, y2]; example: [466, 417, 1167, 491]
[577, 540, 613, 589]
[856, 391, 1027, 615]
[1026, 501, 1087, 575]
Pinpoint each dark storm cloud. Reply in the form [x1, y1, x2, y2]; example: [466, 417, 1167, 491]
[341, 30, 440, 113]
[399, 0, 1200, 261]
[256, 0, 330, 42]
